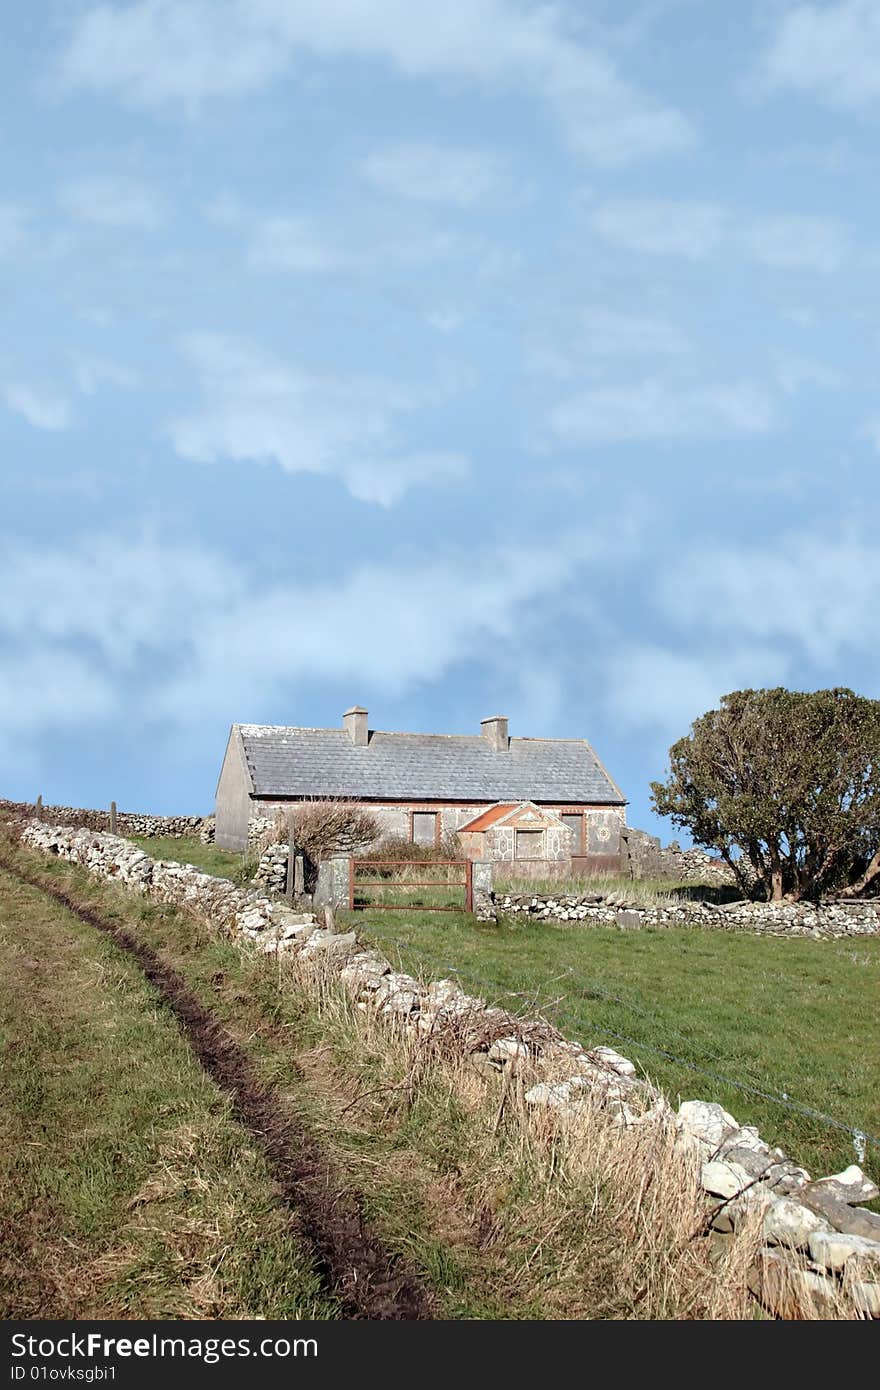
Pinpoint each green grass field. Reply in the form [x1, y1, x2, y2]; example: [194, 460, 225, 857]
[129, 834, 247, 880]
[346, 908, 880, 1185]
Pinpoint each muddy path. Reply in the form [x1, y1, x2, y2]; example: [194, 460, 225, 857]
[0, 851, 433, 1321]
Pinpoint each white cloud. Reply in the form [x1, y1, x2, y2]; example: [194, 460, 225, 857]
[527, 306, 693, 380]
[592, 198, 848, 271]
[59, 176, 162, 229]
[361, 143, 503, 205]
[603, 528, 880, 737]
[0, 203, 28, 258]
[759, 0, 880, 110]
[742, 214, 847, 272]
[547, 378, 776, 445]
[170, 332, 469, 505]
[592, 198, 726, 260]
[0, 651, 114, 735]
[604, 643, 788, 736]
[70, 351, 142, 394]
[426, 307, 467, 334]
[2, 381, 73, 431]
[209, 196, 493, 274]
[657, 532, 880, 667]
[770, 349, 846, 395]
[0, 528, 611, 738]
[55, 0, 695, 166]
[861, 418, 880, 453]
[240, 215, 345, 273]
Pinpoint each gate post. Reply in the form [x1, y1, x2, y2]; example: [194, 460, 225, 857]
[349, 855, 355, 911]
[465, 859, 473, 914]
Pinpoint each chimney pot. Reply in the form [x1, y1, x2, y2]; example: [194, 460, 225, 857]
[343, 706, 369, 747]
[481, 715, 509, 751]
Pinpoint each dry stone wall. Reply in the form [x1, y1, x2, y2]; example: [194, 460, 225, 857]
[1, 799, 209, 839]
[16, 818, 880, 1319]
[496, 890, 879, 940]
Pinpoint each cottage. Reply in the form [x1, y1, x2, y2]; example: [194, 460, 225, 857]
[214, 707, 627, 872]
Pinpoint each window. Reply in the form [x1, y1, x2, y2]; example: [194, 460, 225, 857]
[411, 811, 438, 845]
[515, 830, 543, 859]
[562, 814, 584, 854]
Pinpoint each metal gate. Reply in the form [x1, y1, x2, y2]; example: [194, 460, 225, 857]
[348, 858, 473, 913]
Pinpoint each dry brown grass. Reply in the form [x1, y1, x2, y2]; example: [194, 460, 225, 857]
[282, 952, 780, 1319]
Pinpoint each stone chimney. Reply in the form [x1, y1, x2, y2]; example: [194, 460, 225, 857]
[481, 715, 509, 751]
[343, 706, 369, 747]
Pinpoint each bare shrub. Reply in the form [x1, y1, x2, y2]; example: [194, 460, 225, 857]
[273, 800, 381, 863]
[362, 832, 463, 863]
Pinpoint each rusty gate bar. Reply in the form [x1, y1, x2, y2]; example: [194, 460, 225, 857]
[348, 858, 472, 913]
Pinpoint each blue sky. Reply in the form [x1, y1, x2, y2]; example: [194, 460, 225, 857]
[2, 1, 879, 833]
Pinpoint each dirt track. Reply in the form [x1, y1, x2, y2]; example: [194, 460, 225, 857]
[0, 851, 433, 1321]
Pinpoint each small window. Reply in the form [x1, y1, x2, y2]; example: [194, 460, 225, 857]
[412, 812, 438, 845]
[562, 814, 584, 854]
[515, 829, 543, 859]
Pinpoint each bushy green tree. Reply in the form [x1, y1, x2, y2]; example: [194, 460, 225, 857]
[651, 688, 880, 902]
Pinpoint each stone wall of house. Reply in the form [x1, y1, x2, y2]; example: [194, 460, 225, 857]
[495, 888, 879, 939]
[15, 816, 880, 1319]
[622, 826, 737, 885]
[253, 801, 487, 846]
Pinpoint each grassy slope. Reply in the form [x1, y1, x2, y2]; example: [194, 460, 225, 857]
[347, 910, 880, 1184]
[0, 864, 336, 1320]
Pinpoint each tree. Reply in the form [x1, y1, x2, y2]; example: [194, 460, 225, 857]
[650, 688, 880, 902]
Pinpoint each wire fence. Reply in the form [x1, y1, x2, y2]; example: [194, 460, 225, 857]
[376, 933, 878, 1162]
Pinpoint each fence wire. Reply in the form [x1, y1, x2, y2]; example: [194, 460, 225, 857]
[377, 933, 879, 1159]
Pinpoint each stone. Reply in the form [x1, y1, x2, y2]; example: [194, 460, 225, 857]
[488, 1037, 530, 1062]
[587, 1046, 637, 1077]
[280, 923, 314, 942]
[525, 1081, 575, 1110]
[763, 1196, 832, 1250]
[814, 1165, 880, 1204]
[381, 988, 421, 1017]
[710, 1185, 773, 1233]
[701, 1160, 756, 1199]
[339, 950, 391, 991]
[764, 1162, 811, 1197]
[676, 1100, 739, 1151]
[808, 1231, 880, 1273]
[270, 907, 316, 929]
[468, 1050, 500, 1074]
[373, 972, 421, 1007]
[299, 929, 356, 960]
[720, 1145, 774, 1180]
[748, 1247, 838, 1317]
[799, 1184, 880, 1239]
[851, 1282, 880, 1318]
[717, 1126, 771, 1157]
[575, 1061, 641, 1097]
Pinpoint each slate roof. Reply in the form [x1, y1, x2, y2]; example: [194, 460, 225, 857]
[235, 725, 625, 804]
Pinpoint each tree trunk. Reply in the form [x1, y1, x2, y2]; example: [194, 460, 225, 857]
[840, 847, 880, 899]
[768, 841, 784, 903]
